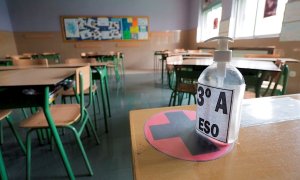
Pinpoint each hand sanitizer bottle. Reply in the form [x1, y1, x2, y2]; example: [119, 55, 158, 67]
[195, 36, 245, 144]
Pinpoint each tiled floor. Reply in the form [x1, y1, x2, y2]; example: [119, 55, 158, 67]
[2, 70, 172, 179]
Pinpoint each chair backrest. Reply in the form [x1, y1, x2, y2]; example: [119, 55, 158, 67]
[174, 64, 202, 95]
[74, 66, 91, 116]
[12, 59, 48, 66]
[75, 65, 91, 94]
[166, 56, 183, 90]
[174, 48, 185, 53]
[86, 52, 97, 56]
[272, 62, 289, 95]
[11, 55, 32, 60]
[166, 55, 183, 64]
[22, 53, 36, 57]
[187, 49, 202, 54]
[64, 58, 97, 64]
[80, 52, 86, 58]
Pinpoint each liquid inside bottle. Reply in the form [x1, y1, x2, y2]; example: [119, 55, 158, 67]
[196, 62, 245, 144]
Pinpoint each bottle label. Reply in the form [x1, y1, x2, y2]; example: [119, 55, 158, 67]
[196, 83, 234, 143]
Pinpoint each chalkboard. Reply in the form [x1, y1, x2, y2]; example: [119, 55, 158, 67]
[61, 16, 149, 41]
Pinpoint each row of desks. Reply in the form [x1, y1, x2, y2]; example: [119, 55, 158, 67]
[156, 50, 299, 84]
[0, 62, 110, 179]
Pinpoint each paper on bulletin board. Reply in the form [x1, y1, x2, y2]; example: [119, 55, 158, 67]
[80, 30, 92, 39]
[97, 17, 109, 26]
[101, 31, 111, 40]
[123, 31, 131, 40]
[138, 32, 148, 40]
[64, 19, 80, 38]
[138, 18, 148, 26]
[130, 26, 139, 33]
[132, 18, 138, 26]
[127, 17, 133, 23]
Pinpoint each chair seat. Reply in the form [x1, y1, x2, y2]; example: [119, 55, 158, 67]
[61, 84, 97, 96]
[19, 104, 80, 128]
[0, 110, 12, 120]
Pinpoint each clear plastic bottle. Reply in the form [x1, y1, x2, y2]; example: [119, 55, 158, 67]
[195, 37, 245, 144]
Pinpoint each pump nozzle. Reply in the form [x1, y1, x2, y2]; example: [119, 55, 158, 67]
[205, 36, 234, 87]
[205, 36, 233, 51]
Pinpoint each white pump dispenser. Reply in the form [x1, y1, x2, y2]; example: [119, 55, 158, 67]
[207, 36, 232, 87]
[195, 36, 245, 144]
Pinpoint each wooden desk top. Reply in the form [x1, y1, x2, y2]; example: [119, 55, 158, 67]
[235, 57, 299, 63]
[0, 68, 76, 87]
[0, 62, 108, 71]
[154, 51, 213, 57]
[169, 58, 281, 72]
[130, 94, 300, 180]
[184, 56, 300, 63]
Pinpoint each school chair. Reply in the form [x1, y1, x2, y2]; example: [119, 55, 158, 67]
[61, 58, 102, 130]
[19, 66, 100, 178]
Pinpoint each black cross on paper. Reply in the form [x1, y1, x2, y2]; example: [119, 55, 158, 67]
[150, 111, 218, 155]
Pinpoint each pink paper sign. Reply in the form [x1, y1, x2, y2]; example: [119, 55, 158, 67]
[144, 110, 233, 161]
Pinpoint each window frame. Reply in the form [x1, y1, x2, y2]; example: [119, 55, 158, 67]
[197, 2, 223, 42]
[233, 0, 288, 40]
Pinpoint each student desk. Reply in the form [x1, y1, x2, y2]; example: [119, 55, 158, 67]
[81, 53, 124, 80]
[129, 94, 300, 180]
[168, 58, 282, 97]
[170, 58, 281, 72]
[0, 62, 108, 70]
[155, 51, 213, 84]
[0, 68, 77, 179]
[0, 62, 111, 132]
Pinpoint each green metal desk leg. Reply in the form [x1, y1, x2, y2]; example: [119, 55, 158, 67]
[96, 68, 109, 133]
[113, 57, 120, 81]
[43, 87, 75, 180]
[0, 148, 8, 180]
[102, 66, 111, 117]
[161, 56, 164, 84]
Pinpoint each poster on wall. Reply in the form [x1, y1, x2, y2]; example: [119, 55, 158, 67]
[264, 0, 278, 18]
[203, 0, 215, 9]
[61, 16, 149, 41]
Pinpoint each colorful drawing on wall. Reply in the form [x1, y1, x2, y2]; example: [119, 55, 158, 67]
[61, 16, 149, 41]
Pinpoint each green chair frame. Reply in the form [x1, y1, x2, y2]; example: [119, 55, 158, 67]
[0, 148, 8, 180]
[32, 53, 61, 64]
[0, 111, 26, 155]
[61, 68, 102, 132]
[173, 66, 201, 106]
[166, 64, 177, 106]
[99, 55, 122, 82]
[259, 63, 289, 96]
[21, 66, 100, 179]
[94, 66, 111, 133]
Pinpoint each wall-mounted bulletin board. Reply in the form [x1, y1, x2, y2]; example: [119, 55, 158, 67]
[61, 16, 149, 41]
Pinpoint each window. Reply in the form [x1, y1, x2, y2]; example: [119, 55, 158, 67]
[197, 3, 222, 42]
[234, 0, 288, 39]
